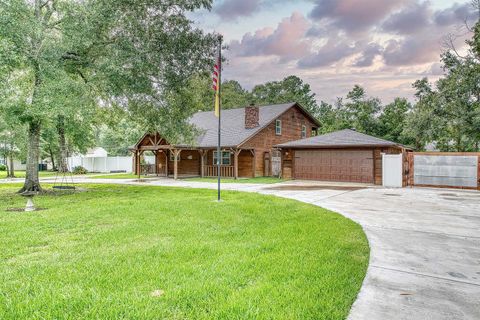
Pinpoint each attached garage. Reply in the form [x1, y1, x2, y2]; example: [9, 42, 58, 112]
[294, 149, 374, 183]
[276, 129, 410, 185]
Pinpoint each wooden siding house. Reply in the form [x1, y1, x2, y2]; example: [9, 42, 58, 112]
[130, 103, 320, 179]
[276, 129, 412, 185]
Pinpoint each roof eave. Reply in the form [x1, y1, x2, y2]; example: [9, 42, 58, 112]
[275, 143, 404, 149]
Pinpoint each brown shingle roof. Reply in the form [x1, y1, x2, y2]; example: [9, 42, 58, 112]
[276, 129, 405, 149]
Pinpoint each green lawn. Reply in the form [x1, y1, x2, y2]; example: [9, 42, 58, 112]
[0, 171, 57, 179]
[0, 184, 369, 319]
[90, 173, 147, 179]
[185, 177, 288, 184]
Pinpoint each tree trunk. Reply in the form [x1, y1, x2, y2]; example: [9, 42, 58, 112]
[19, 121, 42, 193]
[49, 146, 57, 171]
[57, 115, 68, 173]
[7, 153, 15, 178]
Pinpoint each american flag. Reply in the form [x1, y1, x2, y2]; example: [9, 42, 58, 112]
[212, 58, 220, 117]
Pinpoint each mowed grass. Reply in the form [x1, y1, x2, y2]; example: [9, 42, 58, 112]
[0, 184, 369, 320]
[0, 171, 57, 179]
[185, 177, 287, 184]
[90, 173, 149, 179]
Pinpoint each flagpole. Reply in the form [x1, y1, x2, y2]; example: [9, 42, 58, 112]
[217, 35, 222, 202]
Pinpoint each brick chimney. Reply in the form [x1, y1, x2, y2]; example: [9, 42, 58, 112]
[245, 104, 259, 129]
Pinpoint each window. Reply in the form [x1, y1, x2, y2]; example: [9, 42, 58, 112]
[275, 119, 282, 135]
[213, 151, 231, 165]
[301, 125, 307, 139]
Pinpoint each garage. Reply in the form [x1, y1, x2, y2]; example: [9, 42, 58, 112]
[276, 129, 410, 185]
[294, 149, 374, 183]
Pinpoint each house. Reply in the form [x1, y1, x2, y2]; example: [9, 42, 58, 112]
[130, 103, 320, 179]
[276, 129, 411, 184]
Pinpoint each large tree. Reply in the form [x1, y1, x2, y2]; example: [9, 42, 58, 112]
[377, 98, 413, 146]
[0, 0, 216, 192]
[251, 75, 319, 116]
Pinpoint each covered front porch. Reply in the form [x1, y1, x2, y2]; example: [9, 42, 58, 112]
[132, 144, 256, 181]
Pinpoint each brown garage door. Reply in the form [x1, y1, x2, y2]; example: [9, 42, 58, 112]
[294, 150, 374, 183]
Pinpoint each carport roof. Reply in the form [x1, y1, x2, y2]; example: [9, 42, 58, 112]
[276, 129, 407, 149]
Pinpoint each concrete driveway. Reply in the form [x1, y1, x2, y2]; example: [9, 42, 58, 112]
[2, 177, 479, 319]
[259, 182, 480, 320]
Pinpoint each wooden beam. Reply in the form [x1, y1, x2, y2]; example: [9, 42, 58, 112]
[199, 150, 206, 178]
[136, 151, 141, 179]
[173, 149, 182, 180]
[165, 151, 169, 178]
[233, 149, 241, 179]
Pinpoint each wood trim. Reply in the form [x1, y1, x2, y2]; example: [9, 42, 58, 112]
[252, 150, 257, 178]
[410, 152, 480, 156]
[477, 156, 480, 191]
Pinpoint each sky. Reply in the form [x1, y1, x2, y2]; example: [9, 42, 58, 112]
[190, 0, 479, 104]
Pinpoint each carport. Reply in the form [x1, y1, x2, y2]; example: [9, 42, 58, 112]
[276, 129, 410, 185]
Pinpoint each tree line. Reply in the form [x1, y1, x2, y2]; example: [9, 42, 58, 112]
[1, 0, 479, 192]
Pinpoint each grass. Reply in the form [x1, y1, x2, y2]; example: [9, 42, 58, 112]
[0, 171, 58, 179]
[185, 177, 288, 184]
[0, 184, 369, 320]
[90, 173, 145, 179]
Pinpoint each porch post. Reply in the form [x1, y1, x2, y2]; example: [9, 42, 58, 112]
[234, 149, 241, 179]
[136, 150, 141, 178]
[154, 150, 158, 176]
[173, 149, 182, 180]
[199, 150, 205, 178]
[165, 150, 169, 178]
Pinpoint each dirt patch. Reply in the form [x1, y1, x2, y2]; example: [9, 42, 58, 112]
[265, 185, 364, 191]
[383, 194, 402, 197]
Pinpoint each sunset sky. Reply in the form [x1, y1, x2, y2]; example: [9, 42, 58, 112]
[191, 0, 478, 103]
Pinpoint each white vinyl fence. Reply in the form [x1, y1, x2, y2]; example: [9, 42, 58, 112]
[67, 156, 133, 173]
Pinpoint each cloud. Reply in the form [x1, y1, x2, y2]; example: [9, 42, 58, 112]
[214, 0, 261, 20]
[434, 3, 478, 26]
[309, 0, 408, 32]
[228, 12, 311, 62]
[298, 39, 357, 68]
[353, 43, 383, 67]
[382, 34, 440, 66]
[381, 1, 430, 34]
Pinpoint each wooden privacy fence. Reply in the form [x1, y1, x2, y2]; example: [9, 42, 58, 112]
[406, 152, 480, 190]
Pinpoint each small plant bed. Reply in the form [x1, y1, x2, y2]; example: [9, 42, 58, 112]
[185, 177, 288, 184]
[0, 184, 369, 319]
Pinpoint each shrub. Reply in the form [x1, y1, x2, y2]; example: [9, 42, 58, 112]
[0, 164, 6, 171]
[72, 166, 88, 175]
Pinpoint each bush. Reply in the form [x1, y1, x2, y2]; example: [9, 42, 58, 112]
[0, 164, 6, 171]
[72, 166, 88, 175]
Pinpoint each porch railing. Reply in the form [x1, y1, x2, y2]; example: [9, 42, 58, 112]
[204, 165, 234, 178]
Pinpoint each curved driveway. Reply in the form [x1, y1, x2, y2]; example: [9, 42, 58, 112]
[3, 177, 480, 319]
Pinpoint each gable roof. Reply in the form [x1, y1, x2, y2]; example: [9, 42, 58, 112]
[276, 129, 407, 149]
[185, 102, 318, 148]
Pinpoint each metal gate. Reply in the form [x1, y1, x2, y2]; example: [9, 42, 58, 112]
[408, 153, 480, 190]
